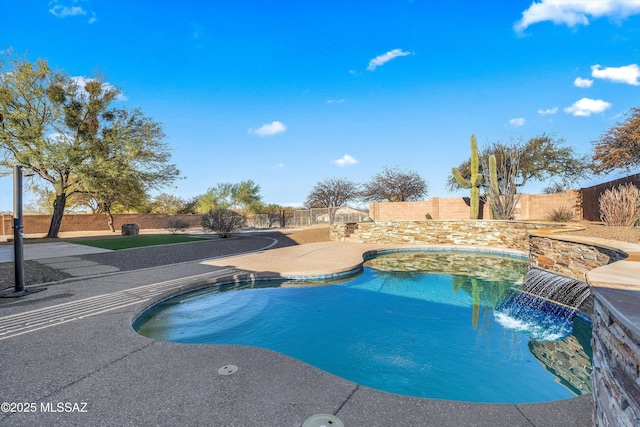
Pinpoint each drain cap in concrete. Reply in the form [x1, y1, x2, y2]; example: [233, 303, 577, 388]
[302, 414, 344, 427]
[217, 365, 238, 375]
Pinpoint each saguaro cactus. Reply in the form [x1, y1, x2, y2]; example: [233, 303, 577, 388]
[452, 134, 483, 219]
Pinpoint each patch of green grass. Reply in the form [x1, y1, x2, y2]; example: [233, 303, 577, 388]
[72, 234, 209, 250]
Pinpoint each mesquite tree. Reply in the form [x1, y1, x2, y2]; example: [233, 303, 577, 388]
[449, 135, 589, 194]
[196, 180, 263, 214]
[305, 177, 359, 223]
[360, 166, 428, 202]
[305, 177, 359, 208]
[0, 53, 179, 236]
[593, 107, 640, 173]
[78, 107, 180, 231]
[0, 55, 116, 237]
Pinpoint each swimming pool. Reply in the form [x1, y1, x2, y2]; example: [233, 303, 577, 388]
[134, 250, 592, 403]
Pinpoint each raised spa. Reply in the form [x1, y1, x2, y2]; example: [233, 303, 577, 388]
[133, 250, 592, 403]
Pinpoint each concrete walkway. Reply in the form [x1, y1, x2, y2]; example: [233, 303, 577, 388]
[0, 242, 118, 277]
[0, 242, 112, 262]
[0, 240, 592, 426]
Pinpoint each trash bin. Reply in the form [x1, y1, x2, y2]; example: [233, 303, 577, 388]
[121, 223, 139, 236]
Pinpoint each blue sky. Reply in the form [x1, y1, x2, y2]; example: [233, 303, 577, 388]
[1, 0, 640, 212]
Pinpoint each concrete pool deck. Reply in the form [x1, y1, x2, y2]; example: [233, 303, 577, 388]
[0, 239, 593, 426]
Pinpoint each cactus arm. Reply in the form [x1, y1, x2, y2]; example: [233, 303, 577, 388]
[452, 167, 472, 189]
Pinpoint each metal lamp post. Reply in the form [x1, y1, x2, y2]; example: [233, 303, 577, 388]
[0, 165, 45, 297]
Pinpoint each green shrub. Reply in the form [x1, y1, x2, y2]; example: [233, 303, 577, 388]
[546, 205, 575, 222]
[599, 183, 640, 226]
[425, 213, 433, 220]
[201, 208, 247, 237]
[167, 218, 191, 234]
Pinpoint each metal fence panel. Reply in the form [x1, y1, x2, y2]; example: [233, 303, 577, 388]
[245, 207, 368, 228]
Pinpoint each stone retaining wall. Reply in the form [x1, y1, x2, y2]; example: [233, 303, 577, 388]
[529, 235, 627, 282]
[333, 220, 551, 252]
[330, 222, 358, 241]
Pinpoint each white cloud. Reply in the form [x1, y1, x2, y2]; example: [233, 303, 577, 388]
[367, 49, 412, 71]
[574, 77, 593, 88]
[564, 98, 612, 116]
[332, 154, 358, 166]
[514, 0, 640, 33]
[326, 99, 346, 104]
[509, 118, 526, 127]
[591, 64, 640, 85]
[49, 4, 86, 18]
[273, 163, 284, 169]
[538, 107, 558, 115]
[248, 121, 287, 136]
[49, 1, 96, 23]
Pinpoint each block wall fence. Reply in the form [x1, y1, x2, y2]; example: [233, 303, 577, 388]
[0, 214, 201, 237]
[370, 173, 640, 222]
[369, 191, 582, 221]
[580, 173, 640, 221]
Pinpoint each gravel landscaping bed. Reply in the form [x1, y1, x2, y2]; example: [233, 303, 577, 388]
[564, 222, 640, 244]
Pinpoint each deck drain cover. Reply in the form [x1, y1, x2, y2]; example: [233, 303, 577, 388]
[302, 414, 344, 427]
[217, 365, 238, 375]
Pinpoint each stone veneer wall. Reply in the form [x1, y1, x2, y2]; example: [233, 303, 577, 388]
[592, 296, 640, 426]
[529, 235, 627, 282]
[330, 220, 640, 426]
[333, 220, 552, 252]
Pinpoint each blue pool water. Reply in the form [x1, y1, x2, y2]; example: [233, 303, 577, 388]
[134, 251, 593, 403]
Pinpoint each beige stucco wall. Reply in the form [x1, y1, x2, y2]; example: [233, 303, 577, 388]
[369, 191, 581, 221]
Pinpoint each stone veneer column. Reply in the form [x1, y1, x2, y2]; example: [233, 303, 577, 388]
[591, 293, 640, 426]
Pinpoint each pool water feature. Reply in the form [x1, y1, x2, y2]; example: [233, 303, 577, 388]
[134, 251, 593, 403]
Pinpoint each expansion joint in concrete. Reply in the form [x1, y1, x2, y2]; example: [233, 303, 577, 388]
[514, 404, 536, 426]
[334, 384, 359, 416]
[0, 342, 154, 423]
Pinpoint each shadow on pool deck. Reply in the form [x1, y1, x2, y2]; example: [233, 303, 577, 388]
[0, 239, 593, 426]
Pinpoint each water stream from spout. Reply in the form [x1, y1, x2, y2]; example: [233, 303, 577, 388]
[521, 268, 591, 311]
[493, 268, 591, 341]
